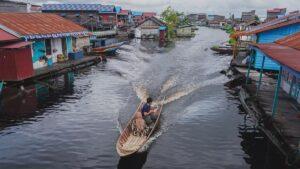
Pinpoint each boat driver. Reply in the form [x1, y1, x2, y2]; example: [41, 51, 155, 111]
[141, 97, 158, 125]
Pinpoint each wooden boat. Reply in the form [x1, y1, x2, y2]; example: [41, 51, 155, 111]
[211, 42, 247, 55]
[90, 38, 125, 54]
[116, 100, 164, 157]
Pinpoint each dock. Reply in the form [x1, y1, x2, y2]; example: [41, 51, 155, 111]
[235, 67, 300, 165]
[6, 56, 101, 87]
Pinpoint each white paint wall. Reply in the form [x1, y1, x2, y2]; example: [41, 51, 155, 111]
[75, 37, 90, 50]
[51, 38, 63, 63]
[141, 29, 159, 36]
[135, 28, 142, 38]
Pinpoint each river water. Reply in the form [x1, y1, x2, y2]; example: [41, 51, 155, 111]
[0, 27, 289, 169]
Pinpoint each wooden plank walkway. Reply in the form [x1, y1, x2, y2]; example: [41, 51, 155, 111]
[35, 56, 100, 78]
[236, 67, 300, 162]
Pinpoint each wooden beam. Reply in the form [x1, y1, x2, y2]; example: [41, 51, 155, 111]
[256, 55, 265, 95]
[0, 81, 3, 94]
[272, 66, 282, 117]
[246, 54, 252, 84]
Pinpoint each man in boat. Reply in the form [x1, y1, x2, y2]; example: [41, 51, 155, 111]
[141, 97, 158, 125]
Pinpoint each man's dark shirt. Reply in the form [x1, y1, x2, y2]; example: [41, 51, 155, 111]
[141, 103, 150, 117]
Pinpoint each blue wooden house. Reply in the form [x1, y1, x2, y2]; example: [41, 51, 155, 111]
[0, 13, 89, 72]
[238, 12, 300, 71]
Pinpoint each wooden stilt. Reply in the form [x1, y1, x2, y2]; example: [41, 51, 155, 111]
[246, 55, 252, 85]
[34, 80, 57, 90]
[0, 81, 3, 94]
[272, 66, 282, 117]
[256, 55, 265, 95]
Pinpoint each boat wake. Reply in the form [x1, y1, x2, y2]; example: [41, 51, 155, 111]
[119, 74, 228, 152]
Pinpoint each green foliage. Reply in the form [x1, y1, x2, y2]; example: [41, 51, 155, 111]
[161, 6, 191, 40]
[255, 15, 260, 22]
[224, 24, 234, 34]
[228, 38, 237, 45]
[161, 6, 180, 39]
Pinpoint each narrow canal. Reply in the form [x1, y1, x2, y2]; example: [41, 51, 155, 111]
[0, 27, 289, 169]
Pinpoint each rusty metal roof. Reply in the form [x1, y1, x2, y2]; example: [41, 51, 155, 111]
[234, 12, 300, 37]
[0, 13, 87, 38]
[276, 32, 300, 50]
[119, 10, 129, 15]
[0, 29, 18, 41]
[252, 43, 300, 72]
[142, 12, 156, 17]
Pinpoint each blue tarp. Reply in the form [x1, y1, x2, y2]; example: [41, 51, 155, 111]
[159, 26, 167, 30]
[132, 11, 143, 16]
[115, 6, 122, 13]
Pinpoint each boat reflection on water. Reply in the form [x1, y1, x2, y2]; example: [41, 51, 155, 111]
[118, 152, 148, 169]
[0, 72, 75, 131]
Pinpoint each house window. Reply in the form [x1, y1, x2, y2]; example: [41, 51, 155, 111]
[45, 39, 52, 55]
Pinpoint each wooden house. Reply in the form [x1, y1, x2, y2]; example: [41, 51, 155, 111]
[266, 8, 286, 22]
[176, 25, 194, 37]
[42, 4, 117, 32]
[135, 17, 167, 40]
[117, 8, 132, 28]
[132, 11, 143, 25]
[234, 12, 300, 71]
[0, 13, 89, 81]
[250, 32, 300, 100]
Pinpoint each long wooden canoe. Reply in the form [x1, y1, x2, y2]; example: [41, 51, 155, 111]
[116, 100, 164, 157]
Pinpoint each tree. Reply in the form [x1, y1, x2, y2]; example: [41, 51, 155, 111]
[161, 6, 180, 39]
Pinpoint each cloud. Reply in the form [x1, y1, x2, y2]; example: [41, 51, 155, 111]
[25, 0, 299, 17]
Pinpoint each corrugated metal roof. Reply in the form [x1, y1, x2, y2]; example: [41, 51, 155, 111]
[267, 8, 286, 13]
[119, 10, 129, 15]
[99, 5, 115, 13]
[234, 12, 300, 37]
[0, 29, 18, 41]
[276, 32, 300, 50]
[252, 43, 300, 72]
[42, 4, 115, 13]
[137, 16, 166, 27]
[143, 12, 156, 17]
[132, 11, 143, 16]
[0, 13, 87, 38]
[42, 4, 102, 11]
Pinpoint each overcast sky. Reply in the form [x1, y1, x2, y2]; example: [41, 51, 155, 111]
[23, 0, 299, 18]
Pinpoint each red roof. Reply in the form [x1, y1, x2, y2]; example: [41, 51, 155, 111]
[143, 12, 156, 17]
[0, 13, 87, 37]
[233, 12, 300, 37]
[0, 41, 32, 49]
[276, 32, 300, 50]
[119, 10, 129, 15]
[267, 8, 286, 13]
[0, 29, 18, 41]
[252, 43, 300, 72]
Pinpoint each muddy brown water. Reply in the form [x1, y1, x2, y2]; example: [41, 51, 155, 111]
[0, 27, 291, 169]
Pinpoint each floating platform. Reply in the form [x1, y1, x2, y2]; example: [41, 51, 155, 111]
[6, 56, 101, 87]
[235, 67, 300, 166]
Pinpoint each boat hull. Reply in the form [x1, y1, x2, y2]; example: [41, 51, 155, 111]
[116, 101, 164, 157]
[92, 42, 124, 54]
